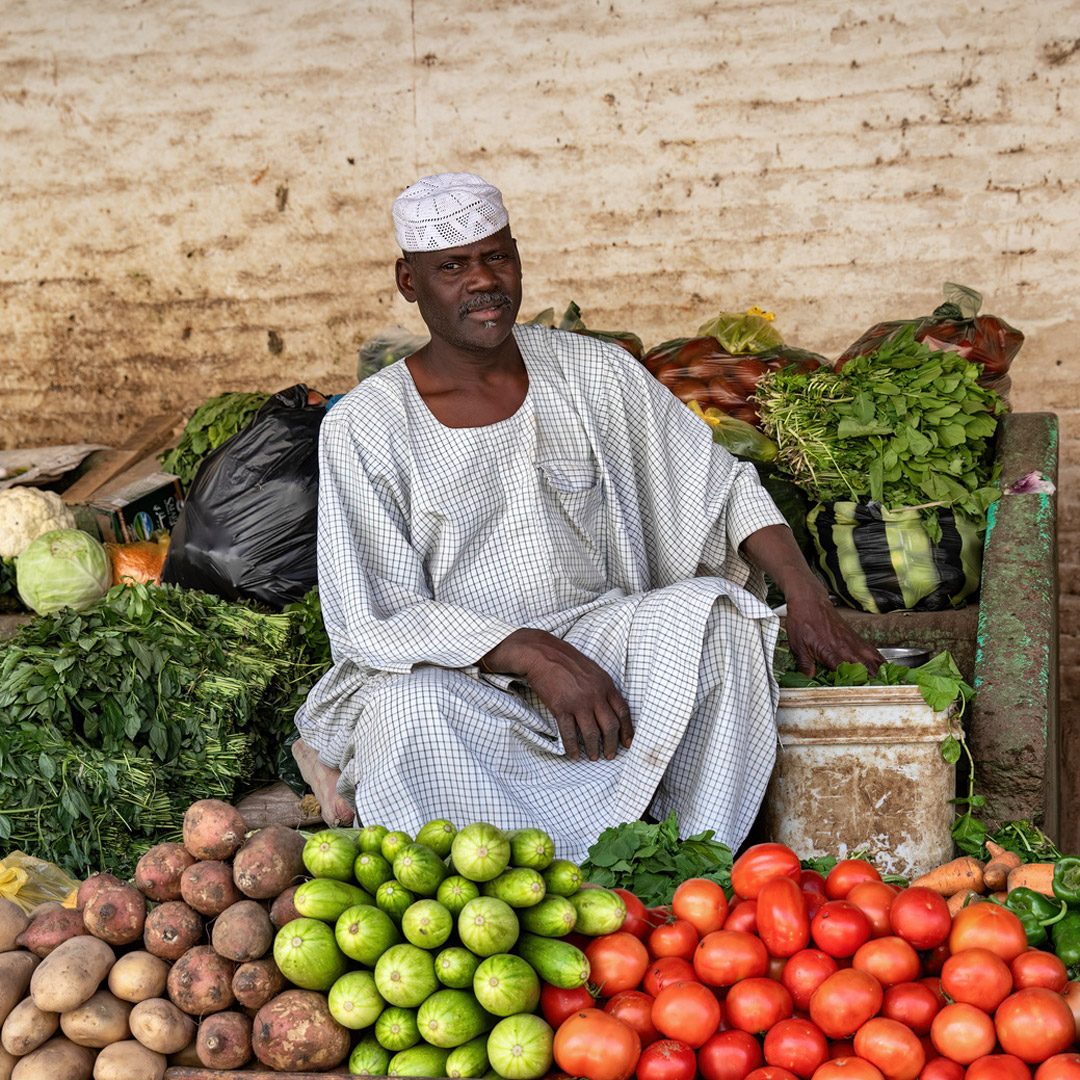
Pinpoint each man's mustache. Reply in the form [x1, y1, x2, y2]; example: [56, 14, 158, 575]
[459, 293, 511, 319]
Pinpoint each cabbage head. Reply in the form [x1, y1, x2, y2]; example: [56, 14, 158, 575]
[16, 528, 111, 615]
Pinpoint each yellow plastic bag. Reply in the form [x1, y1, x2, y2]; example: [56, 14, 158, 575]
[0, 851, 80, 913]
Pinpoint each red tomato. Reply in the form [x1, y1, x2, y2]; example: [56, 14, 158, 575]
[758, 876, 811, 959]
[634, 1038, 696, 1080]
[672, 878, 729, 935]
[851, 936, 921, 989]
[851, 1016, 925, 1080]
[731, 843, 802, 900]
[948, 903, 1028, 963]
[845, 881, 896, 939]
[553, 1008, 641, 1080]
[880, 980, 941, 1035]
[745, 1069, 800, 1080]
[540, 983, 596, 1027]
[649, 919, 699, 961]
[604, 990, 660, 1047]
[964, 1054, 1032, 1080]
[586, 932, 650, 996]
[644, 956, 697, 997]
[808, 969, 884, 1040]
[919, 1059, 964, 1080]
[922, 943, 951, 977]
[811, 1059, 886, 1079]
[801, 869, 828, 898]
[725, 899, 759, 934]
[694, 929, 770, 987]
[939, 946, 1013, 1011]
[811, 902, 873, 959]
[613, 889, 651, 940]
[1062, 982, 1080, 1041]
[824, 860, 882, 900]
[828, 1040, 855, 1059]
[724, 976, 794, 1035]
[995, 986, 1077, 1064]
[698, 1029, 765, 1080]
[1011, 949, 1069, 992]
[1037, 1054, 1080, 1080]
[652, 981, 722, 1048]
[929, 1002, 996, 1065]
[782, 949, 839, 1012]
[762, 1016, 829, 1077]
[886, 887, 951, 951]
[647, 905, 672, 928]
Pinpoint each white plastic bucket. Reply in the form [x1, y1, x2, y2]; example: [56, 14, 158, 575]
[764, 685, 956, 879]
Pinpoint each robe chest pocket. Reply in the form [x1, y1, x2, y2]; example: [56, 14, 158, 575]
[536, 459, 604, 548]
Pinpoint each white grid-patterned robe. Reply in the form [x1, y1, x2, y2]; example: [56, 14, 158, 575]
[297, 324, 789, 861]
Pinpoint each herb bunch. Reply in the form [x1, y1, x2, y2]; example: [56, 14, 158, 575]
[0, 583, 295, 875]
[755, 326, 1004, 537]
[581, 811, 733, 907]
[159, 391, 269, 488]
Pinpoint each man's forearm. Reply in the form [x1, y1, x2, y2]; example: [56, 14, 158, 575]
[738, 523, 827, 603]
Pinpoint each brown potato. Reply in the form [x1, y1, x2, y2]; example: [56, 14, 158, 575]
[10, 1036, 94, 1080]
[182, 799, 247, 861]
[0, 900, 30, 953]
[133, 843, 195, 902]
[180, 860, 241, 916]
[251, 989, 349, 1071]
[1, 998, 59, 1057]
[107, 951, 169, 1003]
[232, 956, 285, 1009]
[166, 945, 235, 1016]
[81, 883, 145, 946]
[210, 899, 273, 962]
[75, 874, 123, 911]
[0, 952, 39, 1025]
[268, 883, 301, 928]
[16, 907, 88, 957]
[29, 936, 114, 1014]
[142, 901, 203, 961]
[91, 1039, 165, 1080]
[167, 1038, 202, 1067]
[58, 990, 131, 1049]
[232, 825, 306, 900]
[128, 998, 195, 1055]
[196, 1010, 252, 1069]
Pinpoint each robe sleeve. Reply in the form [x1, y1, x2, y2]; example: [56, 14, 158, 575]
[316, 407, 519, 673]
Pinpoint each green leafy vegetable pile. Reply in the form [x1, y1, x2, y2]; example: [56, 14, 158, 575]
[581, 811, 733, 907]
[159, 391, 269, 488]
[755, 326, 1004, 537]
[0, 582, 314, 876]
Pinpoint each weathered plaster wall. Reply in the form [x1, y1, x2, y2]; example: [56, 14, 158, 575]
[2, 1, 1078, 838]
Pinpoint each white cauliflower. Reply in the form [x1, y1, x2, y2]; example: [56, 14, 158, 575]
[0, 487, 78, 559]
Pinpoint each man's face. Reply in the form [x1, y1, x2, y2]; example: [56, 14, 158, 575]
[395, 226, 523, 354]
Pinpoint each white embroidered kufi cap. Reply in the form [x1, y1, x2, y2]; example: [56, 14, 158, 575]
[392, 172, 509, 252]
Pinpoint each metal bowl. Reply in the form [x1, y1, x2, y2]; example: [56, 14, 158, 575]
[878, 646, 932, 669]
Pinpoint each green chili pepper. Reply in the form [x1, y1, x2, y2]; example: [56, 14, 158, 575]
[1053, 858, 1080, 905]
[1015, 909, 1048, 947]
[1051, 910, 1080, 967]
[1007, 886, 1067, 923]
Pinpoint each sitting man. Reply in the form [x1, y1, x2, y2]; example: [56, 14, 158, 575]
[292, 171, 879, 860]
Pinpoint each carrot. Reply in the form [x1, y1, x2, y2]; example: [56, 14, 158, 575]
[983, 842, 1023, 891]
[910, 856, 985, 896]
[947, 889, 979, 916]
[1006, 862, 1056, 896]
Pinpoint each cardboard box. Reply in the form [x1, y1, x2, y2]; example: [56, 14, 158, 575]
[86, 455, 184, 543]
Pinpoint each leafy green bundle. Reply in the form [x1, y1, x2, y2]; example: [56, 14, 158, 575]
[755, 326, 1004, 536]
[581, 811, 733, 906]
[0, 583, 301, 875]
[159, 391, 269, 488]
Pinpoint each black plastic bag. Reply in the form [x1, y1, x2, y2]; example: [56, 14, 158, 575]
[162, 385, 325, 609]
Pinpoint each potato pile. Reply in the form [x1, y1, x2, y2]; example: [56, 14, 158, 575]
[0, 798, 321, 1079]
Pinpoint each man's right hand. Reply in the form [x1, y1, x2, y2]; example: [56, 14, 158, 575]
[479, 629, 633, 762]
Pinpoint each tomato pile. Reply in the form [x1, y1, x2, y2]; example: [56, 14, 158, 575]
[544, 843, 1080, 1080]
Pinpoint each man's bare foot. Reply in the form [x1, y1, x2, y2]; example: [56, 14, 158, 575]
[291, 739, 355, 827]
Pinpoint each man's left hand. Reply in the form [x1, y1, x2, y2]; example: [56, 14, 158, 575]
[784, 586, 883, 677]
